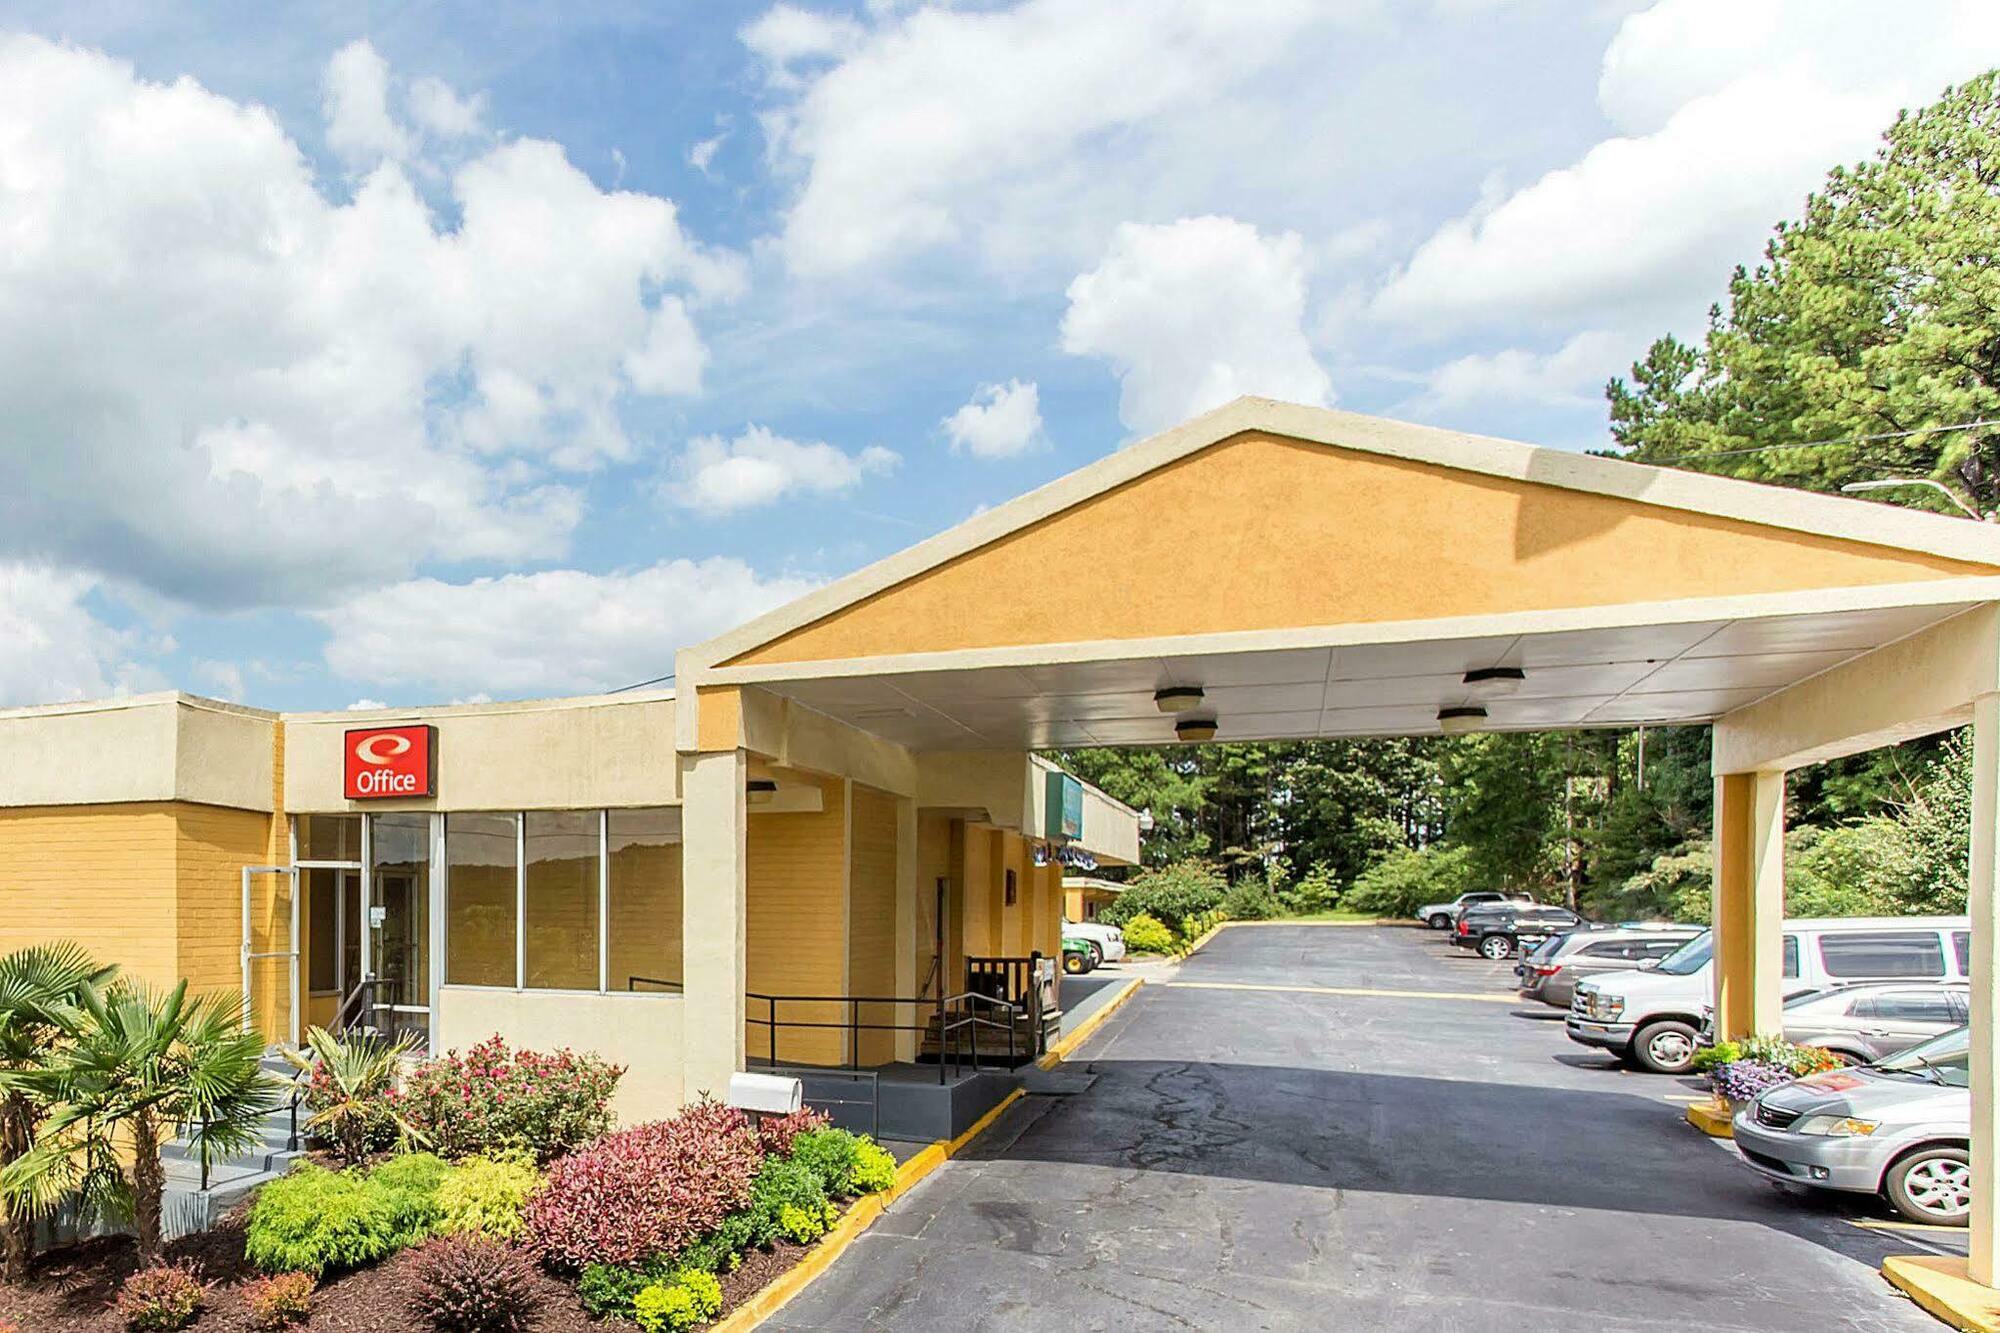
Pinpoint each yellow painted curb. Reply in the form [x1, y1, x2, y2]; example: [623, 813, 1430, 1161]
[1883, 1256, 2000, 1333]
[1037, 976, 1145, 1069]
[714, 1087, 1030, 1330]
[1684, 1099, 1733, 1139]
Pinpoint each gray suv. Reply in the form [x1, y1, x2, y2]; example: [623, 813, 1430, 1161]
[1519, 925, 1701, 1009]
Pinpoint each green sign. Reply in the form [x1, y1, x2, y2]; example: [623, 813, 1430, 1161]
[1045, 770, 1084, 842]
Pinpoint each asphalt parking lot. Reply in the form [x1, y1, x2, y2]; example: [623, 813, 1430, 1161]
[769, 924, 1943, 1331]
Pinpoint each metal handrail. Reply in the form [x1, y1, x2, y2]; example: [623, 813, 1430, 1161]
[745, 988, 1030, 1083]
[331, 978, 400, 1036]
[626, 975, 685, 993]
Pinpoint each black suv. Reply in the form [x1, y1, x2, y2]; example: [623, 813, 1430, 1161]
[1451, 903, 1582, 960]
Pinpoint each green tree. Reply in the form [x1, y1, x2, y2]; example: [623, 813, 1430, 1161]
[3, 980, 278, 1265]
[0, 942, 114, 1282]
[1608, 70, 2000, 510]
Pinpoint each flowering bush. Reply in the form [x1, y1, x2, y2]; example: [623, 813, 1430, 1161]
[242, 1271, 315, 1329]
[403, 1036, 622, 1161]
[438, 1153, 544, 1241]
[113, 1262, 207, 1331]
[633, 1270, 723, 1333]
[1711, 1059, 1796, 1103]
[524, 1099, 763, 1271]
[407, 1235, 538, 1333]
[755, 1105, 831, 1157]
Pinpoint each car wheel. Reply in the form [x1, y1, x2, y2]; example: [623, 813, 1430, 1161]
[1063, 952, 1090, 976]
[1886, 1148, 1972, 1226]
[1631, 1019, 1700, 1074]
[1086, 942, 1104, 968]
[1478, 934, 1514, 961]
[1427, 913, 1451, 930]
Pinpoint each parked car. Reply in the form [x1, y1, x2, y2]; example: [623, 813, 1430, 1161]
[1519, 924, 1702, 1008]
[1732, 1024, 1971, 1225]
[1414, 891, 1531, 930]
[1701, 981, 1968, 1065]
[1568, 916, 1971, 1075]
[1061, 936, 1096, 975]
[1063, 917, 1126, 967]
[1451, 903, 1582, 960]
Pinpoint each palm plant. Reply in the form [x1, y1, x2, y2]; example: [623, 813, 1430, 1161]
[0, 941, 114, 1281]
[287, 1024, 424, 1165]
[2, 980, 278, 1265]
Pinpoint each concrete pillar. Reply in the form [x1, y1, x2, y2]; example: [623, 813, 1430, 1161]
[1712, 767, 1785, 1041]
[681, 748, 747, 1100]
[1970, 694, 2000, 1283]
[894, 795, 918, 1061]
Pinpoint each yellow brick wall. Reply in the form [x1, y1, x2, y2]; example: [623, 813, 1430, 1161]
[746, 774, 847, 1065]
[177, 803, 282, 1031]
[0, 804, 182, 984]
[847, 785, 898, 1065]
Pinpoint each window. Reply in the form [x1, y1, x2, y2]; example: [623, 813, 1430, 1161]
[608, 809, 682, 993]
[1005, 868, 1018, 907]
[1818, 931, 1946, 980]
[1636, 940, 1684, 961]
[1850, 990, 1960, 1023]
[1578, 941, 1630, 958]
[446, 814, 518, 987]
[1954, 931, 1970, 975]
[306, 867, 339, 992]
[525, 811, 599, 990]
[297, 814, 361, 862]
[1782, 935, 1799, 979]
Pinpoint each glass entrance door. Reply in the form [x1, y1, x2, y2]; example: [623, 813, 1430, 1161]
[367, 813, 433, 1048]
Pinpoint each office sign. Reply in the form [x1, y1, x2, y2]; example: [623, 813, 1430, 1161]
[1044, 770, 1084, 842]
[344, 725, 435, 800]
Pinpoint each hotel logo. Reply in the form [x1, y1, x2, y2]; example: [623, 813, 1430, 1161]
[343, 725, 435, 800]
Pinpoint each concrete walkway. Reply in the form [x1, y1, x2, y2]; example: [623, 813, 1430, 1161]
[770, 925, 1935, 1331]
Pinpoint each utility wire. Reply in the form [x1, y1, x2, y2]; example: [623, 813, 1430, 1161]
[612, 671, 675, 693]
[1641, 416, 2000, 464]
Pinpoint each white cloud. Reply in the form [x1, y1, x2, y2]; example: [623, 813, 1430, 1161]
[665, 426, 899, 514]
[0, 565, 157, 706]
[317, 560, 819, 696]
[193, 659, 248, 703]
[1060, 217, 1332, 435]
[754, 0, 1360, 276]
[688, 132, 726, 175]
[943, 380, 1045, 459]
[346, 698, 389, 711]
[1420, 330, 1635, 412]
[0, 35, 740, 608]
[407, 75, 487, 140]
[1373, 0, 2000, 335]
[323, 39, 413, 169]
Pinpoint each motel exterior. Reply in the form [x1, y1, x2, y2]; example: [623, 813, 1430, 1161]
[16, 398, 2000, 1286]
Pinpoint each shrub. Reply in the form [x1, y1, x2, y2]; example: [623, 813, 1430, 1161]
[1340, 846, 1477, 918]
[292, 1024, 423, 1165]
[1282, 864, 1341, 915]
[850, 1138, 897, 1194]
[402, 1036, 622, 1162]
[1178, 907, 1228, 948]
[778, 1201, 841, 1244]
[371, 1151, 456, 1247]
[578, 1260, 665, 1318]
[675, 1210, 757, 1275]
[114, 1263, 206, 1331]
[1689, 1040, 1742, 1074]
[407, 1235, 538, 1333]
[242, 1271, 315, 1329]
[246, 1164, 398, 1275]
[789, 1129, 867, 1197]
[524, 1099, 763, 1271]
[1099, 860, 1226, 930]
[634, 1270, 723, 1333]
[438, 1153, 544, 1241]
[755, 1105, 831, 1157]
[1118, 913, 1175, 955]
[1220, 879, 1281, 921]
[747, 1155, 828, 1249]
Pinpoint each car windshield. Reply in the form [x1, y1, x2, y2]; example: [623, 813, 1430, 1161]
[1782, 986, 1837, 1010]
[1874, 1025, 1969, 1087]
[1653, 931, 1713, 976]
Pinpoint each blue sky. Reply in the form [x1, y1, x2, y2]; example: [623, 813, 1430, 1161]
[1, 0, 1996, 711]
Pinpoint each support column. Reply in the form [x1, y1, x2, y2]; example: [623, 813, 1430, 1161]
[681, 748, 747, 1101]
[894, 796, 918, 1062]
[1712, 767, 1785, 1041]
[1970, 695, 2000, 1284]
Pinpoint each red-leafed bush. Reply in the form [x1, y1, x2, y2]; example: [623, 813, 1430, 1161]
[402, 1035, 622, 1161]
[755, 1105, 831, 1157]
[113, 1262, 206, 1331]
[407, 1235, 538, 1333]
[242, 1271, 315, 1329]
[523, 1100, 763, 1271]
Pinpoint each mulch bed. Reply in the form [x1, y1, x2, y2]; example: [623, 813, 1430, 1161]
[0, 1202, 815, 1332]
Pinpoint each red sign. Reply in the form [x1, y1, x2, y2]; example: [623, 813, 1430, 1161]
[344, 726, 434, 800]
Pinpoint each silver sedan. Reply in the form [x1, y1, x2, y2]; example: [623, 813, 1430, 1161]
[1732, 1025, 1970, 1225]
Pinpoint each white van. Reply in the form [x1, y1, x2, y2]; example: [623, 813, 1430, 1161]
[1566, 916, 1970, 1074]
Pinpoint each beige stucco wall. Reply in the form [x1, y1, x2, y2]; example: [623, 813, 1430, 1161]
[284, 693, 678, 813]
[434, 985, 686, 1125]
[0, 694, 276, 812]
